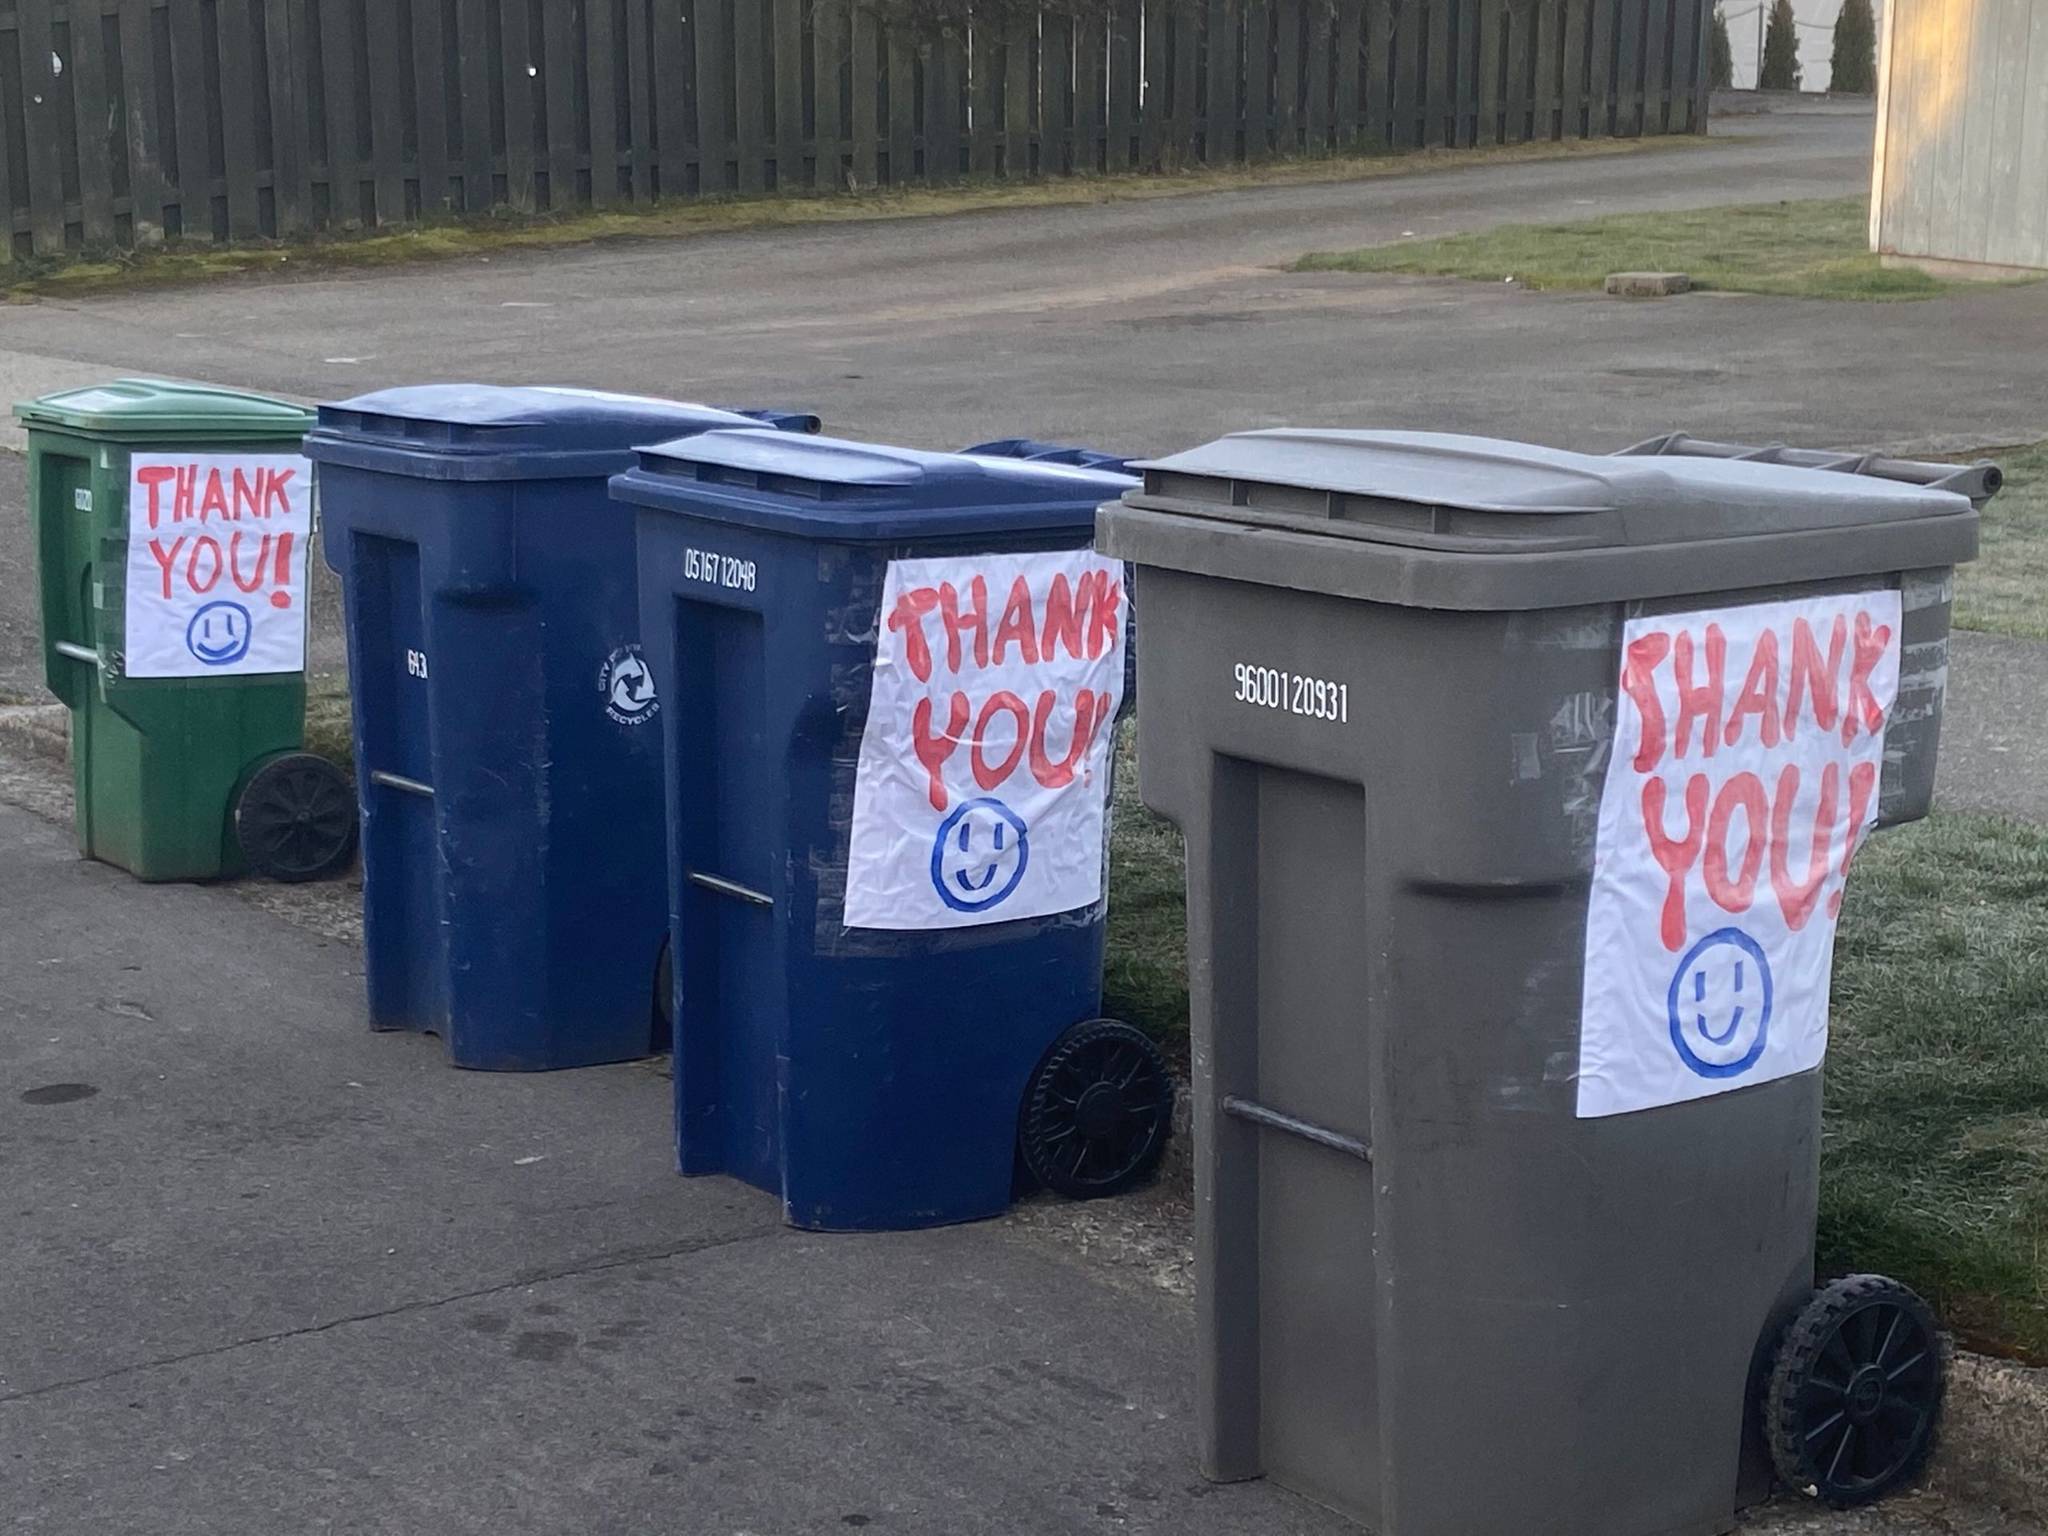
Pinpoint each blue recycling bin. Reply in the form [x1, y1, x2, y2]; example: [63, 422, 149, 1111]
[612, 431, 1173, 1230]
[306, 386, 816, 1071]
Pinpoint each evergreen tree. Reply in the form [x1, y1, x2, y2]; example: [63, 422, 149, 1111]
[1830, 0, 1878, 95]
[1709, 4, 1735, 90]
[1759, 0, 1803, 91]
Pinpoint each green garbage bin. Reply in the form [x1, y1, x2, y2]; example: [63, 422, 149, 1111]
[17, 378, 356, 883]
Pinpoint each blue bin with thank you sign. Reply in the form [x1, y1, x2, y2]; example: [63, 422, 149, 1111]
[611, 431, 1176, 1229]
[306, 386, 817, 1071]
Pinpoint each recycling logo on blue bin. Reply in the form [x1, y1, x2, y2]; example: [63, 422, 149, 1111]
[843, 548, 1127, 931]
[599, 645, 659, 726]
[1576, 590, 1902, 1119]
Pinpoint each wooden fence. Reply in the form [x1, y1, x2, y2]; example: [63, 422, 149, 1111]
[0, 0, 1711, 262]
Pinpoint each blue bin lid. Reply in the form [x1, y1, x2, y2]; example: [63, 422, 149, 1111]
[961, 438, 1134, 476]
[611, 428, 1138, 541]
[303, 385, 819, 482]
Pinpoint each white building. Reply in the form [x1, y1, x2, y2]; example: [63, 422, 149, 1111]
[1871, 0, 2048, 275]
[1725, 0, 1887, 92]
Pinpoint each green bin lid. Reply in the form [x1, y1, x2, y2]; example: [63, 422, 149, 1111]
[13, 378, 316, 443]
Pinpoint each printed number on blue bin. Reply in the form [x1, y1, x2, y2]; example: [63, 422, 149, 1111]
[683, 548, 757, 592]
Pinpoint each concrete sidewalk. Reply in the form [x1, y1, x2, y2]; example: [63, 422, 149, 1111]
[0, 800, 1326, 1535]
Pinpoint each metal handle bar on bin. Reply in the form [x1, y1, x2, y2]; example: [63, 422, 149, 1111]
[962, 438, 1134, 476]
[1618, 431, 2003, 509]
[737, 409, 822, 435]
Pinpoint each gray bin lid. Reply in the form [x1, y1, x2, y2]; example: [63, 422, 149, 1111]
[1098, 430, 1980, 611]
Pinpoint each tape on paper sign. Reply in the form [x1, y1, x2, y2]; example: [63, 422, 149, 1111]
[122, 452, 313, 679]
[844, 548, 1125, 931]
[1577, 589, 1902, 1118]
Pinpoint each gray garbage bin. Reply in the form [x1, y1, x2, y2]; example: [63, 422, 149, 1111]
[1098, 430, 1990, 1535]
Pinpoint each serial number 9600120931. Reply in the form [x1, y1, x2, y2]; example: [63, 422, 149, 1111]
[1232, 663, 1349, 723]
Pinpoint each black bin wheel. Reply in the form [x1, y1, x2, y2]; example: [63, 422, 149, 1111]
[1764, 1274, 1944, 1508]
[1020, 1019, 1173, 1200]
[234, 752, 359, 883]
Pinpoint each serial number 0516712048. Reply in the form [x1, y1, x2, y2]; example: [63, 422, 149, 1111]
[1232, 663, 1349, 723]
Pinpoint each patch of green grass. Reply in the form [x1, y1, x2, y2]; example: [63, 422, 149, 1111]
[1956, 441, 2048, 640]
[1826, 814, 2048, 1361]
[3, 134, 1680, 301]
[1104, 722, 1190, 1050]
[1294, 197, 1987, 300]
[303, 672, 355, 772]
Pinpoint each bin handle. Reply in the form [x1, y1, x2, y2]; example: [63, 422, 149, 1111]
[370, 769, 435, 798]
[1616, 432, 2004, 508]
[1222, 1095, 1372, 1162]
[52, 641, 100, 667]
[686, 870, 774, 908]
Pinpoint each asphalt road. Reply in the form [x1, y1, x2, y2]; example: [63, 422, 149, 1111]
[4, 109, 2044, 465]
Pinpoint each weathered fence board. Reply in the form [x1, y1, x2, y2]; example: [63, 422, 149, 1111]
[0, 0, 1710, 264]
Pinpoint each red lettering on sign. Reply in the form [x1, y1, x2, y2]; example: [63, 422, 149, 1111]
[1769, 762, 1840, 931]
[261, 467, 296, 519]
[185, 536, 224, 594]
[1703, 771, 1768, 912]
[136, 466, 178, 530]
[1086, 570, 1123, 660]
[888, 587, 941, 683]
[1784, 615, 1845, 741]
[1844, 610, 1894, 745]
[938, 577, 990, 673]
[1643, 773, 1709, 952]
[1620, 631, 1672, 772]
[1827, 760, 1880, 918]
[270, 531, 295, 607]
[174, 464, 197, 523]
[911, 694, 967, 812]
[1041, 572, 1087, 662]
[991, 576, 1040, 667]
[1027, 689, 1109, 789]
[1671, 623, 1726, 760]
[148, 537, 187, 599]
[198, 468, 230, 524]
[1723, 627, 1782, 751]
[232, 469, 264, 522]
[229, 531, 274, 593]
[971, 691, 1029, 789]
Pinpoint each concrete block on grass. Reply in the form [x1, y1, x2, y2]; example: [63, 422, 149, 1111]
[1605, 271, 1693, 297]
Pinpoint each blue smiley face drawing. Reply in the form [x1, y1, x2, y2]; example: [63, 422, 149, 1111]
[930, 797, 1031, 914]
[1667, 927, 1774, 1079]
[185, 600, 254, 667]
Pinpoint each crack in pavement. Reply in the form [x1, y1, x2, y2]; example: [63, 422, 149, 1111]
[0, 1222, 782, 1408]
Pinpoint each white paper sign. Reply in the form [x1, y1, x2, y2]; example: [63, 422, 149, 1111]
[1577, 590, 1903, 1118]
[123, 452, 313, 678]
[845, 548, 1126, 930]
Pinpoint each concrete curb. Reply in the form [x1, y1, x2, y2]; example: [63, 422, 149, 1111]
[0, 700, 68, 764]
[1930, 1351, 2048, 1520]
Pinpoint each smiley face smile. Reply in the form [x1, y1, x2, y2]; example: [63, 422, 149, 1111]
[1667, 928, 1775, 1079]
[184, 600, 255, 667]
[929, 797, 1031, 914]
